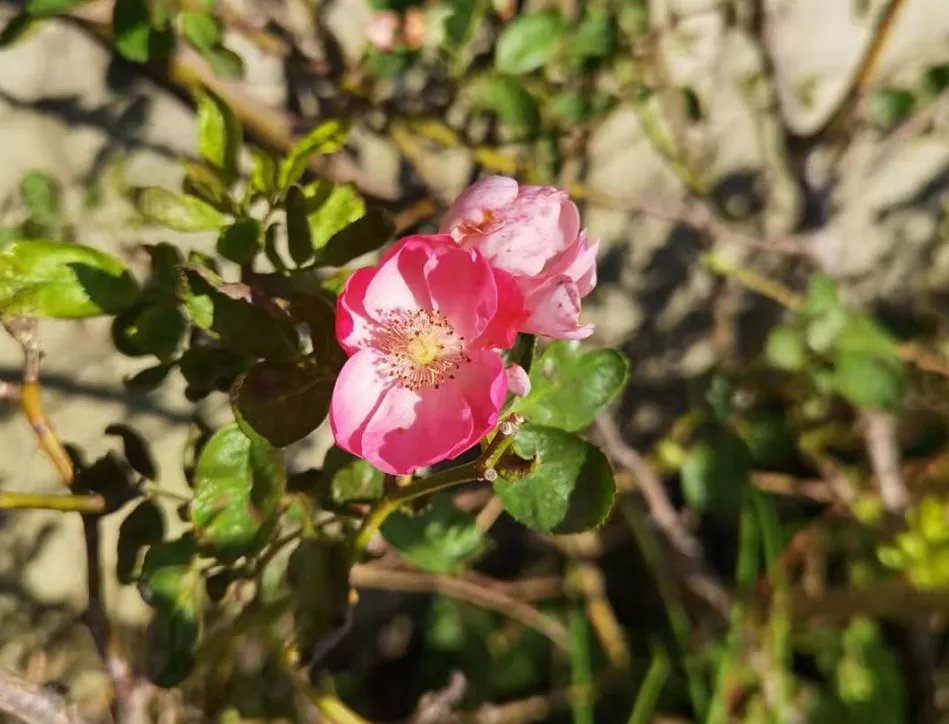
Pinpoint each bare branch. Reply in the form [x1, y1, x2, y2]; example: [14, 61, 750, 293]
[594, 415, 732, 616]
[351, 564, 570, 649]
[410, 672, 467, 724]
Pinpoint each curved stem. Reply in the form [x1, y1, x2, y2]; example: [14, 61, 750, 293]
[351, 416, 522, 561]
[0, 492, 105, 514]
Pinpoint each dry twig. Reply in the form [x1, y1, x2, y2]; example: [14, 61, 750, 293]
[594, 415, 732, 616]
[351, 564, 570, 649]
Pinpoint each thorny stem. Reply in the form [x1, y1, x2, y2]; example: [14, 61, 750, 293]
[351, 416, 523, 561]
[0, 492, 106, 514]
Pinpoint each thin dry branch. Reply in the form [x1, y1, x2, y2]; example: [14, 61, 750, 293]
[594, 415, 732, 617]
[0, 667, 81, 724]
[350, 564, 570, 649]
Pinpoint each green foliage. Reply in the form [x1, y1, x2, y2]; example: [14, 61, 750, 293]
[279, 120, 351, 190]
[178, 265, 299, 360]
[0, 240, 139, 318]
[197, 90, 243, 183]
[494, 424, 615, 533]
[469, 76, 541, 139]
[113, 0, 173, 62]
[117, 499, 165, 584]
[512, 341, 628, 432]
[382, 494, 487, 574]
[495, 11, 565, 75]
[321, 446, 385, 504]
[878, 495, 949, 589]
[189, 424, 286, 561]
[133, 187, 228, 231]
[680, 429, 751, 516]
[139, 534, 203, 687]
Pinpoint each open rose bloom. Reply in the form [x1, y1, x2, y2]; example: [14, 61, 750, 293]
[440, 176, 598, 340]
[331, 235, 526, 475]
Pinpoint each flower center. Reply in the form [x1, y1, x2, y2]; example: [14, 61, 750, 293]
[374, 308, 471, 391]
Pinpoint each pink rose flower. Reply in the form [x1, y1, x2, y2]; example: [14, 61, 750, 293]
[440, 176, 598, 340]
[330, 234, 526, 475]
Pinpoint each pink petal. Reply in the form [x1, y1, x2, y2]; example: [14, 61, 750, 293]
[363, 240, 432, 319]
[378, 233, 455, 264]
[505, 364, 531, 398]
[360, 383, 475, 475]
[521, 276, 594, 340]
[336, 266, 376, 354]
[424, 244, 497, 341]
[473, 188, 577, 277]
[366, 11, 400, 51]
[541, 230, 599, 297]
[329, 349, 392, 457]
[440, 176, 519, 237]
[451, 349, 507, 435]
[475, 267, 527, 349]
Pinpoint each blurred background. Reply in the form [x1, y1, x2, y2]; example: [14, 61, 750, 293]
[3, 0, 949, 721]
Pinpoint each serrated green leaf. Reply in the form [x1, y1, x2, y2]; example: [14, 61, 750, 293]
[307, 184, 365, 250]
[833, 352, 906, 411]
[495, 10, 565, 75]
[117, 499, 165, 584]
[681, 431, 750, 516]
[315, 208, 395, 267]
[511, 341, 628, 432]
[0, 240, 139, 318]
[231, 356, 338, 448]
[382, 494, 487, 574]
[321, 446, 384, 504]
[196, 89, 242, 182]
[765, 323, 807, 371]
[286, 185, 314, 266]
[279, 120, 350, 190]
[216, 217, 261, 265]
[134, 187, 228, 231]
[180, 10, 221, 51]
[178, 265, 299, 361]
[190, 423, 286, 560]
[470, 75, 541, 139]
[494, 425, 615, 533]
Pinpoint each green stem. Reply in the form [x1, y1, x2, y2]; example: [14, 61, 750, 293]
[0, 492, 106, 514]
[627, 646, 671, 724]
[351, 416, 522, 561]
[144, 482, 192, 505]
[568, 606, 595, 724]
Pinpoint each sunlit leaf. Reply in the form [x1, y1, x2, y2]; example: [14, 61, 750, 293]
[0, 239, 139, 318]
